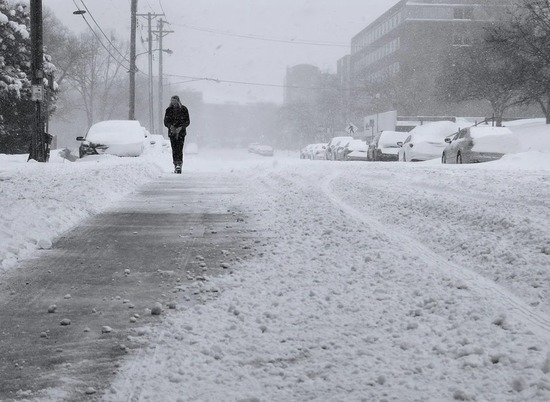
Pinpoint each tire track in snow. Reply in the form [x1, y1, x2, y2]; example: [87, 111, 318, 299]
[320, 172, 550, 339]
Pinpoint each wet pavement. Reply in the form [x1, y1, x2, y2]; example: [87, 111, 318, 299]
[0, 172, 253, 401]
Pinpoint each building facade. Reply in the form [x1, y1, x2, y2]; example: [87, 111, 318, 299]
[349, 0, 514, 117]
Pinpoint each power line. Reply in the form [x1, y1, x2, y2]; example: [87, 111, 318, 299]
[79, 0, 132, 65]
[164, 73, 351, 91]
[158, 0, 167, 17]
[171, 22, 350, 48]
[72, 0, 131, 72]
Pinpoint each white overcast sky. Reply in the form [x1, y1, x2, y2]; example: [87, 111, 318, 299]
[45, 0, 397, 104]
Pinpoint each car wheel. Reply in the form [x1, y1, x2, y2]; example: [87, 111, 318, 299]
[457, 152, 463, 164]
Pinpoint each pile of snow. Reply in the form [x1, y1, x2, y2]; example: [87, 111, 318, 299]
[505, 119, 550, 152]
[469, 127, 519, 154]
[0, 142, 169, 271]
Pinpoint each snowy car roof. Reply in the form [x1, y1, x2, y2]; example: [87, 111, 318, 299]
[86, 120, 146, 145]
[409, 121, 461, 141]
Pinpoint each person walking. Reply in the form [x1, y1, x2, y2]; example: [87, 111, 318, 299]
[164, 95, 190, 174]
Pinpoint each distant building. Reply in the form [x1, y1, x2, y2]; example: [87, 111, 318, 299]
[283, 64, 321, 105]
[350, 0, 515, 117]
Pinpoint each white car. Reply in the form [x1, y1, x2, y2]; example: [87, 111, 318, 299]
[398, 121, 461, 162]
[326, 136, 353, 160]
[309, 143, 327, 160]
[248, 143, 261, 153]
[442, 126, 519, 164]
[343, 139, 368, 161]
[256, 145, 274, 156]
[369, 131, 409, 161]
[300, 144, 314, 159]
[77, 120, 147, 158]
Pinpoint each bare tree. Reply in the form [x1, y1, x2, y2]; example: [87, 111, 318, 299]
[67, 32, 129, 126]
[437, 40, 529, 126]
[488, 0, 550, 123]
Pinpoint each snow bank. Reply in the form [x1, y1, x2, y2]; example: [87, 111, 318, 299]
[0, 145, 167, 271]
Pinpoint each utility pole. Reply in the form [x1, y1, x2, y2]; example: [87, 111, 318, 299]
[29, 0, 47, 162]
[137, 12, 163, 133]
[153, 19, 173, 136]
[129, 0, 137, 120]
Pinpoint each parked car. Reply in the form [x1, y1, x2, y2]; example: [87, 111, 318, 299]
[300, 145, 312, 159]
[248, 143, 261, 153]
[309, 143, 327, 160]
[76, 120, 148, 158]
[368, 131, 409, 161]
[342, 139, 368, 161]
[326, 136, 353, 161]
[301, 144, 320, 159]
[256, 145, 274, 156]
[442, 126, 519, 164]
[398, 121, 461, 162]
[334, 139, 351, 161]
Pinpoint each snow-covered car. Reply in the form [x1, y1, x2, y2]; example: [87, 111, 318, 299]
[256, 145, 274, 156]
[300, 144, 314, 159]
[301, 143, 327, 160]
[326, 136, 353, 160]
[343, 139, 368, 161]
[77, 120, 148, 158]
[368, 131, 409, 161]
[397, 121, 461, 162]
[334, 139, 351, 161]
[442, 126, 519, 164]
[248, 143, 261, 153]
[310, 143, 327, 160]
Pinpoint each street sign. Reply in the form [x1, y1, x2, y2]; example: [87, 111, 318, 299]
[346, 123, 358, 135]
[31, 85, 43, 102]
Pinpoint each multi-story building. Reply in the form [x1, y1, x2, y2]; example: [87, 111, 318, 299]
[350, 0, 514, 117]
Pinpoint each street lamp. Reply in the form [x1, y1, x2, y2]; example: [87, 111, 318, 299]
[135, 48, 173, 59]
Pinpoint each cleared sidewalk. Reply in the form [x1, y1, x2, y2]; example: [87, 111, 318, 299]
[0, 172, 251, 401]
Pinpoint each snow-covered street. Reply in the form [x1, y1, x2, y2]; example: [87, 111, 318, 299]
[105, 148, 550, 402]
[1, 141, 550, 401]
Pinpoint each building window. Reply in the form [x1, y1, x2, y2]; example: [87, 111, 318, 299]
[454, 7, 474, 20]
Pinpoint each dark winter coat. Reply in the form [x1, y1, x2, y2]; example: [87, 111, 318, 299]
[164, 104, 190, 137]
